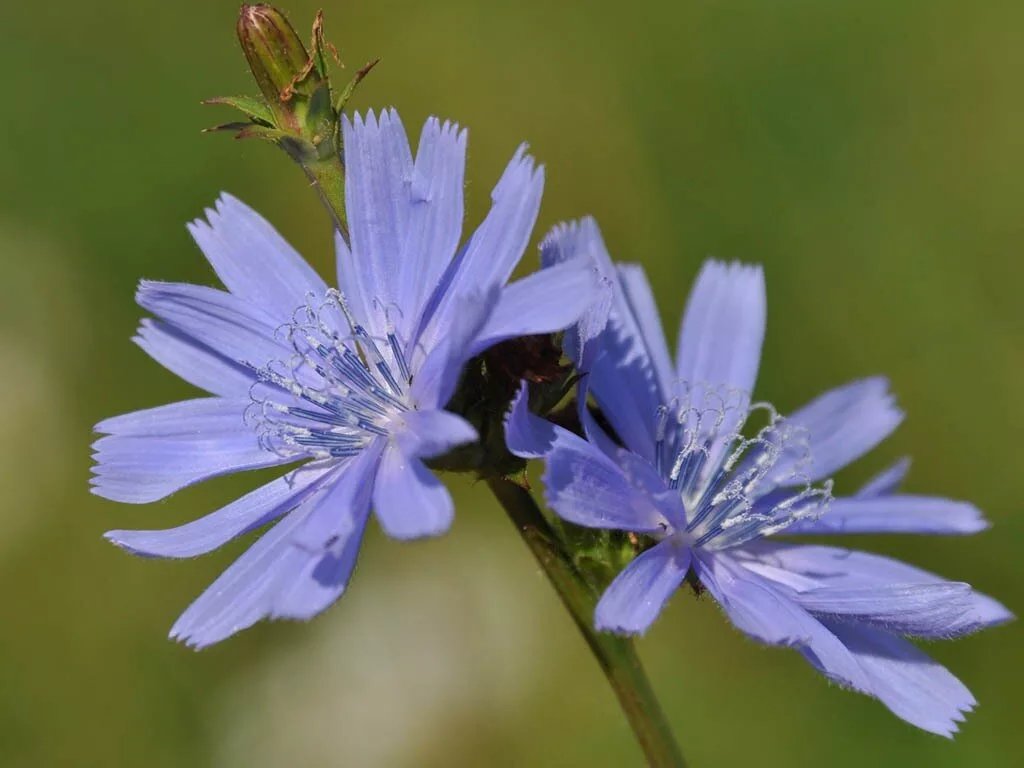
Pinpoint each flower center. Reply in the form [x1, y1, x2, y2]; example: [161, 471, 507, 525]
[246, 290, 414, 460]
[654, 382, 832, 551]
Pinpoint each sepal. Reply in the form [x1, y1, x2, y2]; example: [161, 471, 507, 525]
[206, 5, 375, 164]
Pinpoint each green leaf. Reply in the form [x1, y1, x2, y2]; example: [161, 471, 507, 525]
[235, 125, 291, 143]
[202, 95, 276, 126]
[334, 58, 380, 112]
[202, 121, 259, 134]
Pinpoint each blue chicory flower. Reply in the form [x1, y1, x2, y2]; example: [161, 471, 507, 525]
[92, 109, 598, 648]
[506, 217, 1012, 736]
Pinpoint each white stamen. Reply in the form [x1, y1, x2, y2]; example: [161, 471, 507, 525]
[652, 382, 832, 550]
[248, 290, 414, 461]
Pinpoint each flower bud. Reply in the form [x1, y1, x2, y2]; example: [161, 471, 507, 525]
[206, 5, 379, 232]
[236, 4, 317, 129]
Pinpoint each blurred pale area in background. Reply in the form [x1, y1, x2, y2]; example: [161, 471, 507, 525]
[1, 1, 1020, 765]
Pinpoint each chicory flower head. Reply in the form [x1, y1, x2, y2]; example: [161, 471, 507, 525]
[506, 217, 1011, 736]
[92, 109, 597, 648]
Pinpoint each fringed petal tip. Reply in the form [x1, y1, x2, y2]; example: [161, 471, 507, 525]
[134, 279, 162, 306]
[166, 494, 371, 649]
[690, 259, 765, 294]
[168, 627, 204, 651]
[486, 143, 543, 208]
[821, 619, 980, 738]
[342, 106, 405, 134]
[186, 190, 235, 232]
[168, 609, 326, 651]
[420, 115, 467, 154]
[539, 216, 605, 267]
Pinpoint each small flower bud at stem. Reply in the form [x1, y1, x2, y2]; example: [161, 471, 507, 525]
[236, 4, 313, 128]
[209, 5, 378, 235]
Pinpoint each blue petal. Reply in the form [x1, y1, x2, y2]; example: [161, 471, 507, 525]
[577, 380, 627, 459]
[694, 551, 871, 690]
[95, 397, 248, 437]
[791, 582, 976, 639]
[820, 620, 976, 737]
[409, 289, 495, 409]
[269, 513, 370, 622]
[694, 550, 816, 645]
[674, 260, 765, 398]
[593, 262, 677, 459]
[394, 409, 478, 460]
[272, 453, 377, 621]
[588, 334, 664, 462]
[539, 217, 615, 369]
[504, 381, 558, 459]
[341, 110, 414, 326]
[106, 463, 334, 557]
[613, 448, 689, 530]
[417, 145, 543, 352]
[961, 592, 1015, 631]
[738, 542, 1014, 636]
[540, 220, 668, 459]
[773, 377, 904, 484]
[856, 457, 911, 498]
[539, 217, 601, 269]
[542, 429, 676, 533]
[503, 378, 628, 471]
[787, 495, 989, 536]
[291, 446, 381, 556]
[333, 230, 373, 335]
[339, 112, 468, 341]
[136, 281, 288, 373]
[396, 118, 467, 332]
[794, 457, 988, 535]
[595, 540, 691, 635]
[134, 319, 255, 397]
[446, 144, 543, 293]
[372, 447, 453, 539]
[91, 398, 289, 503]
[187, 193, 327, 322]
[616, 263, 674, 389]
[473, 259, 600, 353]
[669, 261, 765, 468]
[170, 483, 371, 647]
[91, 399, 240, 439]
[91, 436, 287, 504]
[170, 511, 309, 647]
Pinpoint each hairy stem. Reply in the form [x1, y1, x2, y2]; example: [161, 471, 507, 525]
[301, 154, 348, 237]
[487, 477, 687, 768]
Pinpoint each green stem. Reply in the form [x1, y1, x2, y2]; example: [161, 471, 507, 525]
[301, 154, 348, 237]
[487, 477, 687, 768]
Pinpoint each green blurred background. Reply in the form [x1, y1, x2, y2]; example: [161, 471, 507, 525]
[1, 0, 1020, 765]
